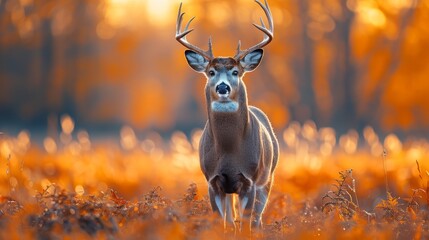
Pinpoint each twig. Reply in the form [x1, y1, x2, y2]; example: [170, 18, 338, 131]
[322, 169, 359, 219]
[382, 149, 389, 196]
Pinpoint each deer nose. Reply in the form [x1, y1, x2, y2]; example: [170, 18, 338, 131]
[216, 82, 231, 95]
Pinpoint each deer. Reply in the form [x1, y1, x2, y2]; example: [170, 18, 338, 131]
[176, 0, 279, 230]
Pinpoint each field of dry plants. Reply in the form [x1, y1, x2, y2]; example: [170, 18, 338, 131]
[1, 118, 429, 239]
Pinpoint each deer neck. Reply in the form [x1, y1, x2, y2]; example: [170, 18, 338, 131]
[206, 82, 250, 152]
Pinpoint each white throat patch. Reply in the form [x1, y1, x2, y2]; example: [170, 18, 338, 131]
[211, 101, 239, 112]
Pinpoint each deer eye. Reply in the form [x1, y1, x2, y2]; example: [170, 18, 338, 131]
[209, 70, 215, 76]
[232, 70, 239, 76]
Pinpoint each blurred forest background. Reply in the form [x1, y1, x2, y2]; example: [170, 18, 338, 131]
[1, 0, 428, 138]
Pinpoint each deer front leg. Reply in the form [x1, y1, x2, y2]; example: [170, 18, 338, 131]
[208, 175, 235, 225]
[209, 187, 226, 217]
[209, 186, 237, 230]
[238, 185, 256, 231]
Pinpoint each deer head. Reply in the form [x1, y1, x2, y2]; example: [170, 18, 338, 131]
[176, 0, 273, 113]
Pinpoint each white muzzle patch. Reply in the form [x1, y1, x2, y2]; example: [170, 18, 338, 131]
[211, 101, 239, 112]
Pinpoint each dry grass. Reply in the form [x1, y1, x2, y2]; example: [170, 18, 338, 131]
[0, 124, 429, 239]
[322, 169, 359, 220]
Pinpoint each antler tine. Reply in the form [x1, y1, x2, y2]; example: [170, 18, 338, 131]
[236, 40, 242, 53]
[260, 17, 265, 28]
[208, 36, 213, 55]
[234, 0, 274, 60]
[183, 16, 195, 40]
[176, 2, 214, 60]
[258, 0, 274, 33]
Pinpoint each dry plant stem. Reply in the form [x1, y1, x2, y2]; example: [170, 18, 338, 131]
[416, 160, 423, 183]
[382, 149, 389, 196]
[426, 170, 429, 207]
[6, 153, 11, 176]
[322, 169, 359, 219]
[416, 160, 429, 208]
[6, 154, 13, 195]
[336, 172, 347, 198]
[406, 189, 424, 211]
[350, 172, 360, 209]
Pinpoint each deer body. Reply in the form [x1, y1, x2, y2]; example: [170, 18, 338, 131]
[176, 0, 278, 228]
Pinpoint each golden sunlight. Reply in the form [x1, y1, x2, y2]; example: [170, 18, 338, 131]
[348, 0, 387, 28]
[383, 0, 418, 11]
[146, 0, 176, 26]
[104, 0, 175, 28]
[357, 6, 386, 27]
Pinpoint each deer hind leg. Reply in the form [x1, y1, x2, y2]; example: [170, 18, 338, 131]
[252, 179, 273, 228]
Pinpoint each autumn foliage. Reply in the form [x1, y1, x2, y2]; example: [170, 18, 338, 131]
[1, 120, 429, 238]
[1, 0, 429, 238]
[1, 0, 429, 134]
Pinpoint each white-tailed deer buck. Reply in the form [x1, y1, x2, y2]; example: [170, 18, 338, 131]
[176, 0, 279, 229]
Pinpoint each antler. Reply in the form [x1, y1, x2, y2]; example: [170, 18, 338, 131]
[176, 3, 214, 60]
[234, 0, 274, 60]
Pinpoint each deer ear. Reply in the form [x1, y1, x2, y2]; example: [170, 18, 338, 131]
[185, 50, 209, 72]
[240, 49, 263, 72]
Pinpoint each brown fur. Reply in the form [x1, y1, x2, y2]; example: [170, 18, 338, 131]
[206, 58, 245, 77]
[199, 60, 279, 228]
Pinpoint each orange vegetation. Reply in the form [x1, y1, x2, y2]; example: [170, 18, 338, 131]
[0, 120, 428, 238]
